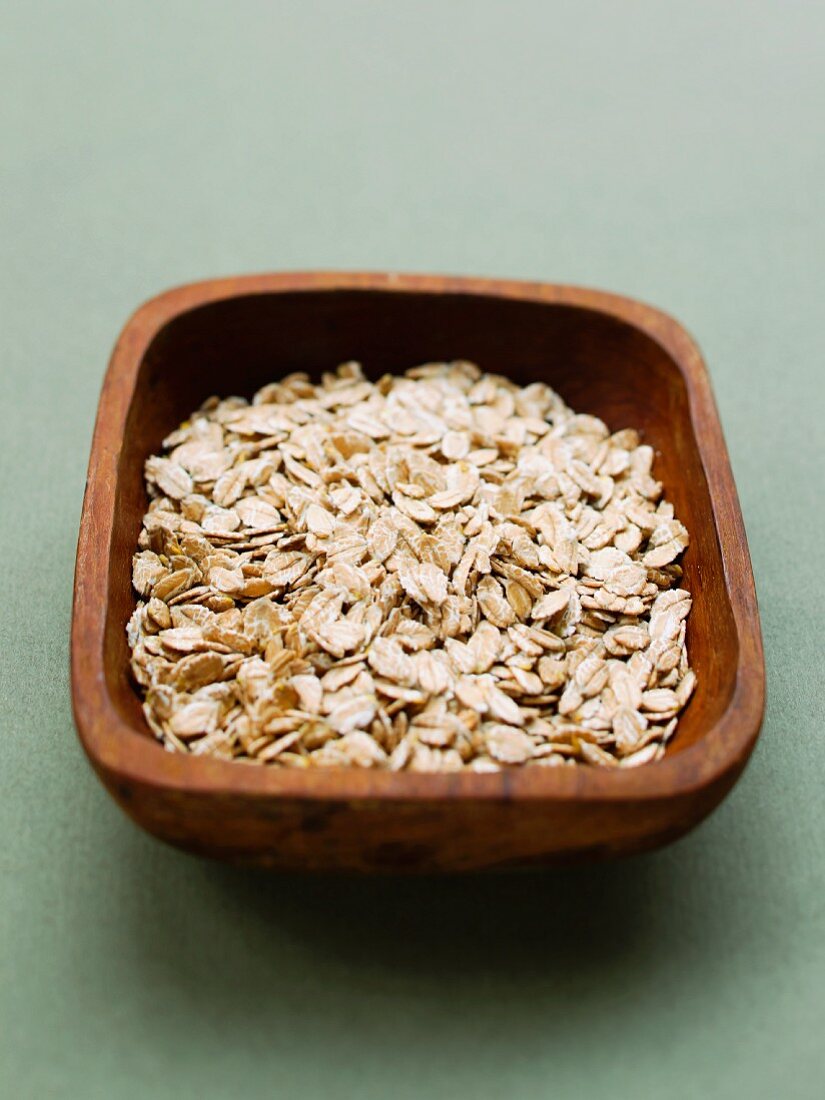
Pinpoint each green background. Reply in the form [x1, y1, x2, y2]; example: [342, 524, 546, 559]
[1, 2, 823, 1097]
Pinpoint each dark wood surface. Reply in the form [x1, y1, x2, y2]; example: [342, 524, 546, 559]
[70, 273, 765, 871]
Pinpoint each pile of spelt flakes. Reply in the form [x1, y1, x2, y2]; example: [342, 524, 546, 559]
[128, 360, 695, 771]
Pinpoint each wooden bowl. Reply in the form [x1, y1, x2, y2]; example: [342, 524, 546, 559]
[71, 273, 765, 871]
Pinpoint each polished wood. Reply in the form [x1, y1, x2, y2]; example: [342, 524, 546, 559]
[71, 273, 765, 871]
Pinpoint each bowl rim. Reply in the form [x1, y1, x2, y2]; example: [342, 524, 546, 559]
[71, 271, 765, 803]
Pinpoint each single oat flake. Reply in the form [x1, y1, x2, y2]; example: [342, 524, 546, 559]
[127, 360, 695, 771]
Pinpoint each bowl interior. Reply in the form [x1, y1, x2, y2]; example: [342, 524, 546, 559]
[107, 289, 737, 757]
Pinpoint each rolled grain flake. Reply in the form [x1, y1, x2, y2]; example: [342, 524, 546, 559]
[613, 707, 648, 755]
[168, 698, 221, 739]
[235, 497, 281, 530]
[305, 503, 335, 537]
[368, 637, 415, 685]
[531, 588, 570, 622]
[132, 551, 168, 597]
[484, 683, 524, 726]
[315, 620, 365, 658]
[441, 430, 471, 460]
[486, 725, 535, 764]
[604, 624, 650, 656]
[392, 490, 437, 524]
[415, 650, 452, 694]
[640, 688, 679, 713]
[327, 695, 377, 735]
[620, 743, 660, 768]
[338, 731, 388, 767]
[172, 652, 225, 691]
[477, 576, 516, 628]
[145, 456, 193, 500]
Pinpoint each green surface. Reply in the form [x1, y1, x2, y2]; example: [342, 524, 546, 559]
[1, 2, 823, 1098]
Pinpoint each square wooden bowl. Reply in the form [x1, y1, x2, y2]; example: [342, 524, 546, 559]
[71, 273, 765, 872]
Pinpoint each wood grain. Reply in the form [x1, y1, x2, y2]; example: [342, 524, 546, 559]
[70, 273, 765, 871]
